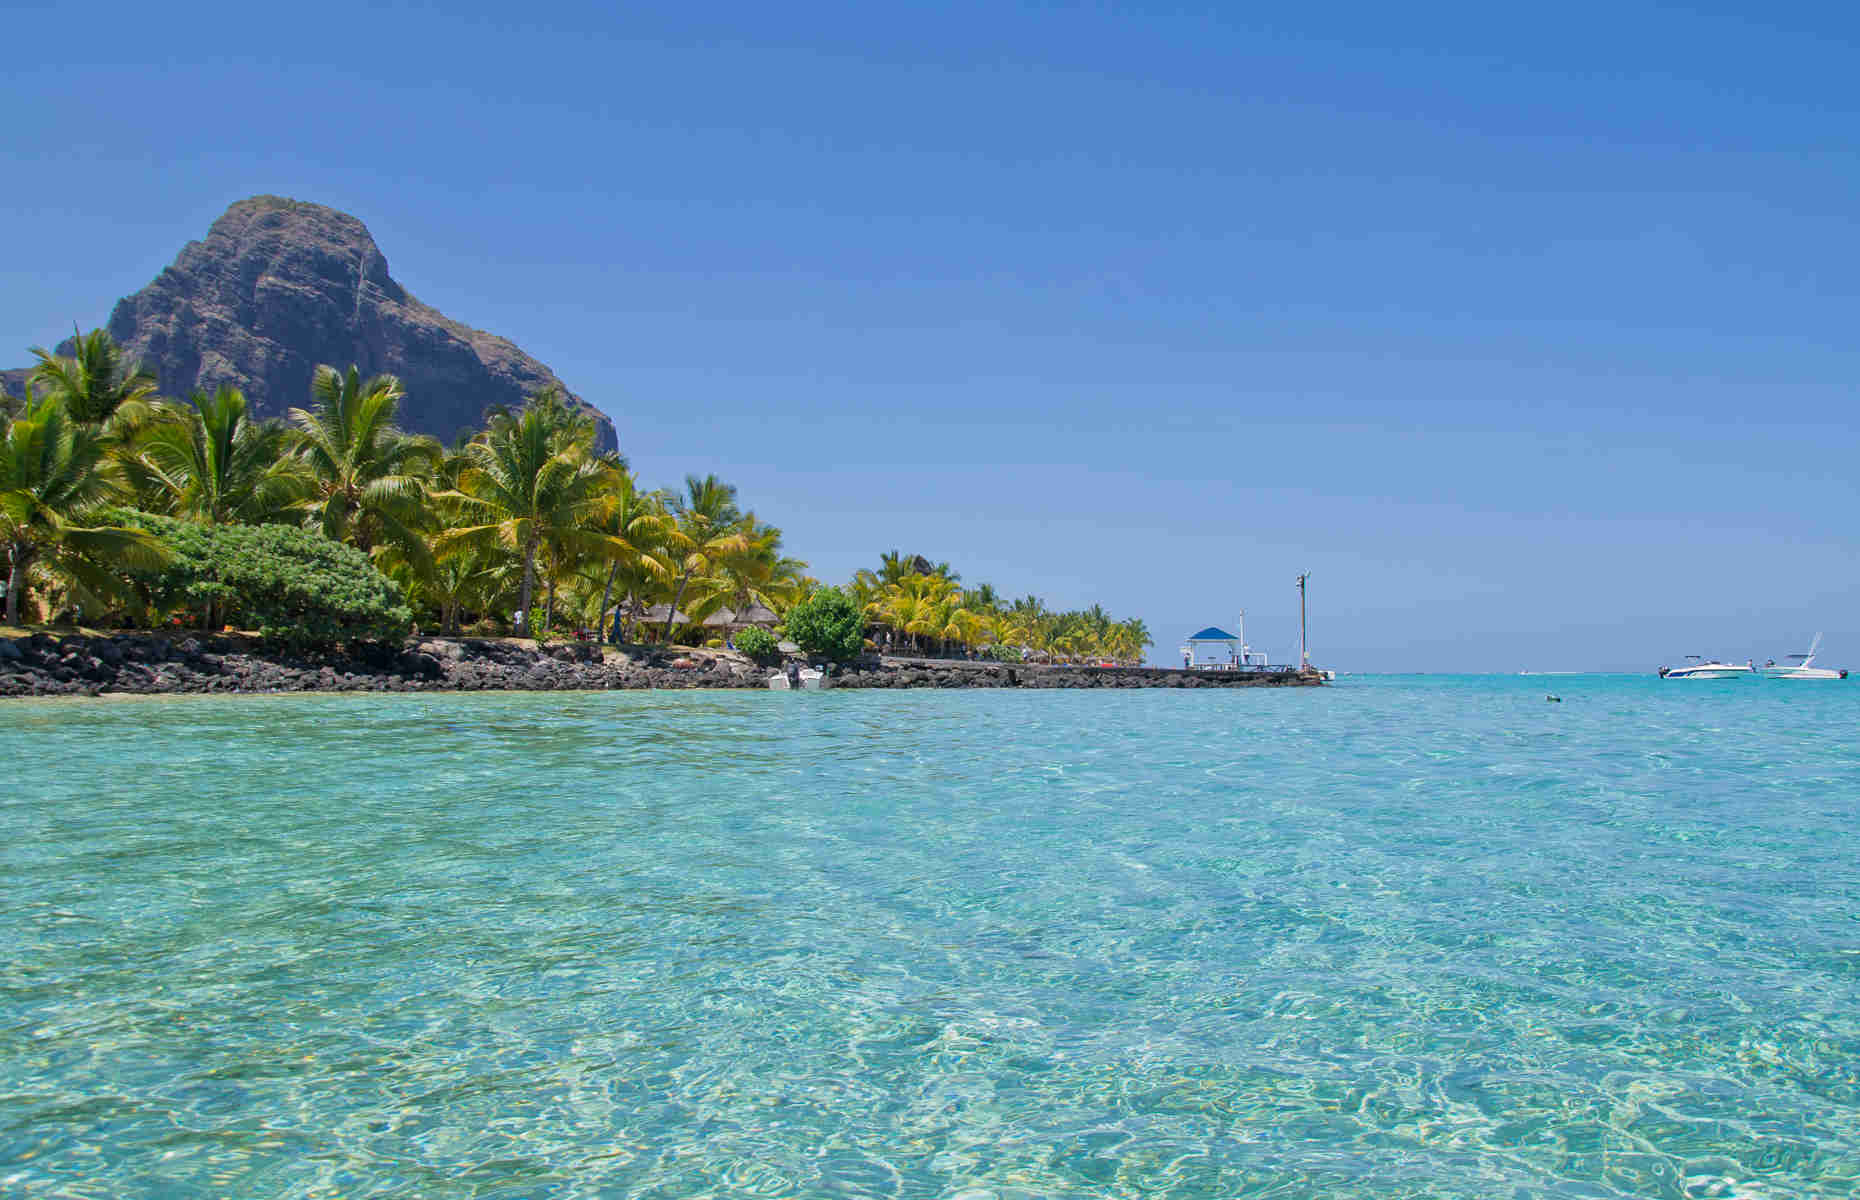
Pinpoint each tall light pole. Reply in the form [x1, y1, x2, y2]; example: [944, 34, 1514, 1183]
[1297, 572, 1309, 669]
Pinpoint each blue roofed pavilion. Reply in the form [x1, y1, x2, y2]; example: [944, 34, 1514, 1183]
[1179, 625, 1241, 669]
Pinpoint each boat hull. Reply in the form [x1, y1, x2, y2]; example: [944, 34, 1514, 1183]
[767, 669, 830, 690]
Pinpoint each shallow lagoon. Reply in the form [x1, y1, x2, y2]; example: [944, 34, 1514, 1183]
[4, 677, 1858, 1198]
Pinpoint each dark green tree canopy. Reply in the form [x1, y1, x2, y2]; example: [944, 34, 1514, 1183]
[781, 586, 864, 663]
[111, 510, 412, 648]
[732, 625, 779, 665]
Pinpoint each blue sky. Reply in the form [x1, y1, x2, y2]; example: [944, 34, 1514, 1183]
[6, 1, 1858, 670]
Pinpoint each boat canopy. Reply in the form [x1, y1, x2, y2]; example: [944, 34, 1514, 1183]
[1186, 627, 1238, 642]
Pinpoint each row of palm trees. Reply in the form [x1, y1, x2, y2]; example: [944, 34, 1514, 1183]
[5, 329, 1152, 659]
[2, 329, 810, 637]
[849, 551, 1152, 664]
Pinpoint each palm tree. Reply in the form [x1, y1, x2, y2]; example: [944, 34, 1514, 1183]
[1, 389, 165, 624]
[585, 472, 674, 643]
[685, 515, 808, 629]
[433, 395, 620, 637]
[29, 328, 161, 426]
[1116, 617, 1153, 664]
[607, 556, 673, 643]
[869, 572, 962, 653]
[290, 365, 441, 569]
[136, 387, 303, 525]
[394, 545, 502, 636]
[658, 473, 749, 643]
[528, 447, 630, 633]
[876, 550, 914, 586]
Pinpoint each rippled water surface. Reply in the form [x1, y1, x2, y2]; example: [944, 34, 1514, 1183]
[5, 676, 1860, 1198]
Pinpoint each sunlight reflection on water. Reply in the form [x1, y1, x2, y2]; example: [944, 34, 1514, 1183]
[3, 677, 1858, 1197]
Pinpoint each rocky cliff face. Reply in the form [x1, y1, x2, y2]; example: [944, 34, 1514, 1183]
[4, 196, 616, 449]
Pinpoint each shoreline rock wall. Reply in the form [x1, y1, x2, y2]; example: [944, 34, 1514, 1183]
[0, 633, 1324, 698]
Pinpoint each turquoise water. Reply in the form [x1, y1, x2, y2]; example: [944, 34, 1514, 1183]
[4, 676, 1858, 1199]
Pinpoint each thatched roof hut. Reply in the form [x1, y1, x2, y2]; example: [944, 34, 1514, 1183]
[637, 603, 690, 626]
[698, 604, 778, 630]
[735, 603, 779, 628]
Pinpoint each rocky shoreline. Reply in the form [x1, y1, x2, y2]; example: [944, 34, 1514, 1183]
[0, 632, 1324, 698]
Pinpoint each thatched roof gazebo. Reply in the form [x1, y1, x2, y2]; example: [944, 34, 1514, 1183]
[699, 604, 779, 630]
[637, 603, 690, 627]
[735, 603, 779, 628]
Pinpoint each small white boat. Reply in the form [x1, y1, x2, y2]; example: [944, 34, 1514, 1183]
[1760, 634, 1848, 680]
[1658, 657, 1754, 680]
[766, 666, 830, 690]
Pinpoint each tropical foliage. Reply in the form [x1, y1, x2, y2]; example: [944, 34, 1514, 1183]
[30, 326, 161, 426]
[732, 625, 779, 665]
[432, 394, 618, 636]
[137, 386, 299, 525]
[3, 328, 1144, 661]
[291, 365, 442, 571]
[111, 510, 412, 648]
[781, 585, 865, 663]
[0, 328, 810, 646]
[849, 551, 1151, 664]
[1, 388, 166, 625]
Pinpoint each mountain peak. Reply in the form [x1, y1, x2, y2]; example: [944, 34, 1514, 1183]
[7, 196, 616, 450]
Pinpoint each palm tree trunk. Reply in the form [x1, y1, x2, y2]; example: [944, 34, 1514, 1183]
[545, 575, 557, 634]
[515, 545, 537, 636]
[4, 549, 25, 626]
[662, 568, 693, 643]
[598, 562, 618, 643]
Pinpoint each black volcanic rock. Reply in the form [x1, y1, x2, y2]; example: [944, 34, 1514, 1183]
[4, 196, 615, 449]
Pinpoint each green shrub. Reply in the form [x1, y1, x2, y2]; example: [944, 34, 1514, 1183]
[110, 511, 412, 649]
[987, 644, 1023, 663]
[733, 625, 779, 664]
[780, 586, 863, 663]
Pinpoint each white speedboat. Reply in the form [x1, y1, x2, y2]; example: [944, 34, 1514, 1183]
[1658, 657, 1754, 680]
[1760, 634, 1848, 680]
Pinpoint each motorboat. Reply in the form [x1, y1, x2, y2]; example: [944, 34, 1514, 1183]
[1658, 657, 1755, 680]
[1760, 634, 1848, 680]
[767, 665, 830, 690]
